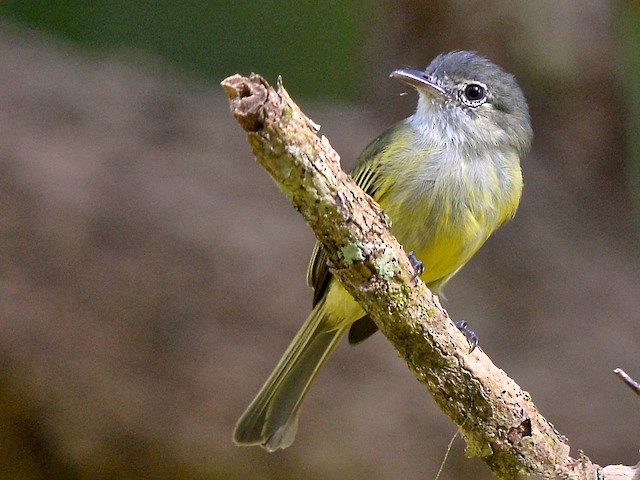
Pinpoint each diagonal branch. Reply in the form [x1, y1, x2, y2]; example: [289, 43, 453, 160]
[221, 73, 600, 479]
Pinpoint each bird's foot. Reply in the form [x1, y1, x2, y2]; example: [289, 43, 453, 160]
[407, 251, 424, 280]
[455, 321, 478, 353]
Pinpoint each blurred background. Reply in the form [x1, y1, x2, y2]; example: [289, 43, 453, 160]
[0, 1, 638, 478]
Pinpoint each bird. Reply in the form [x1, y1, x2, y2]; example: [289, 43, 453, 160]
[233, 51, 533, 451]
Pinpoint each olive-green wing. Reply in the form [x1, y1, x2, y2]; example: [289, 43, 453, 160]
[306, 124, 403, 308]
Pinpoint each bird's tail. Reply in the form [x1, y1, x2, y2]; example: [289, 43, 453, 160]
[233, 298, 345, 451]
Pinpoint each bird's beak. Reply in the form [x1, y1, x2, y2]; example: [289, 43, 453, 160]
[391, 69, 448, 99]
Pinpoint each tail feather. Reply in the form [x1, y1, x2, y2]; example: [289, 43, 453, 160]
[233, 299, 346, 451]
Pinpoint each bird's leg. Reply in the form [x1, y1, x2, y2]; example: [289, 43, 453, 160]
[407, 251, 424, 280]
[455, 321, 478, 353]
[406, 251, 477, 352]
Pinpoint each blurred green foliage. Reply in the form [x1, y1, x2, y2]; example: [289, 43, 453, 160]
[620, 2, 640, 234]
[0, 0, 367, 100]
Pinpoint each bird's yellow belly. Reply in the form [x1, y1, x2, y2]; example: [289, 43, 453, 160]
[321, 222, 486, 332]
[322, 153, 522, 331]
[383, 198, 492, 292]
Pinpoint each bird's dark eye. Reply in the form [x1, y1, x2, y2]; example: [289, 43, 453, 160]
[460, 82, 488, 107]
[465, 84, 485, 100]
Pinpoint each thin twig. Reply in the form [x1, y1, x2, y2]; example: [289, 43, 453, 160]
[614, 368, 640, 396]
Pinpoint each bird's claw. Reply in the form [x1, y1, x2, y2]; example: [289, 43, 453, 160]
[455, 320, 478, 353]
[407, 251, 424, 280]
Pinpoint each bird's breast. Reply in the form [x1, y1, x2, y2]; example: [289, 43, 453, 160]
[377, 146, 522, 290]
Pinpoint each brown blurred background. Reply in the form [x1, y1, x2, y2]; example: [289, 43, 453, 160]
[0, 1, 639, 479]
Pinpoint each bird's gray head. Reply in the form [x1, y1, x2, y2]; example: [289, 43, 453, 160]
[392, 51, 532, 156]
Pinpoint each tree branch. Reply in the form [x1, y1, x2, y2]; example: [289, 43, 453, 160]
[221, 73, 605, 478]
